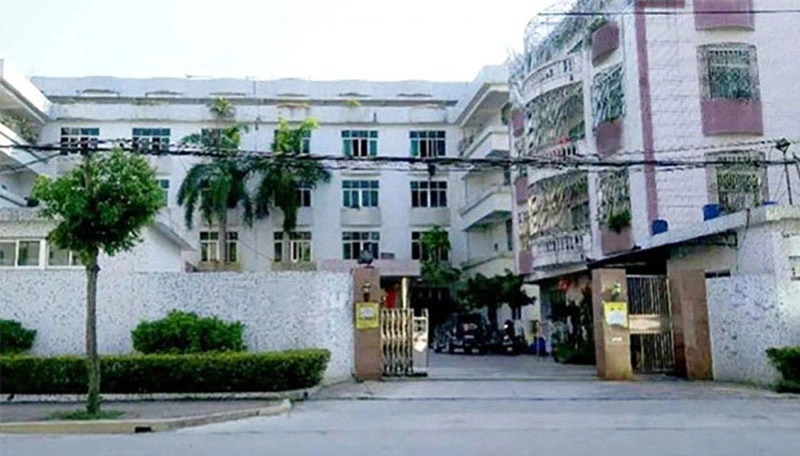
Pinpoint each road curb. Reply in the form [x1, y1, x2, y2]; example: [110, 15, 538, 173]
[4, 387, 319, 404]
[0, 399, 291, 434]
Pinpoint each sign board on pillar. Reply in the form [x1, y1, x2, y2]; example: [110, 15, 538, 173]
[355, 302, 380, 330]
[603, 301, 629, 329]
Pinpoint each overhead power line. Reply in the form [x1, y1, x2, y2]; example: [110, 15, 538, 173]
[538, 9, 800, 17]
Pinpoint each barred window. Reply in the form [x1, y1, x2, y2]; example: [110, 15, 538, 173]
[410, 181, 447, 208]
[591, 64, 624, 129]
[710, 151, 766, 213]
[699, 44, 759, 100]
[597, 169, 631, 226]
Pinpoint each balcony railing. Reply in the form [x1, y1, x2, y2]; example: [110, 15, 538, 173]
[459, 185, 512, 229]
[535, 140, 587, 159]
[531, 231, 589, 270]
[522, 54, 583, 103]
[458, 126, 508, 157]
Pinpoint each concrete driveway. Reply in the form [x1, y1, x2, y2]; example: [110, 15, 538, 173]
[423, 352, 596, 380]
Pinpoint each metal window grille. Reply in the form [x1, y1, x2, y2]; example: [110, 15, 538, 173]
[597, 168, 631, 223]
[699, 44, 759, 101]
[591, 63, 625, 129]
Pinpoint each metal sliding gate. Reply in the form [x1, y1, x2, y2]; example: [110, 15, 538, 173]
[626, 275, 675, 373]
[381, 308, 428, 377]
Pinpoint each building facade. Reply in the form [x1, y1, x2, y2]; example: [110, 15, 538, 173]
[510, 0, 800, 303]
[1, 60, 515, 295]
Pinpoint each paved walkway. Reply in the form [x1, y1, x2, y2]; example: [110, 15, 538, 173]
[0, 400, 278, 423]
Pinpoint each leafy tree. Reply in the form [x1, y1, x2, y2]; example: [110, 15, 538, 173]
[419, 226, 461, 287]
[178, 102, 253, 266]
[32, 149, 163, 414]
[251, 118, 330, 261]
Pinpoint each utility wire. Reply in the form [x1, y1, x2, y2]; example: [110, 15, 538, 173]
[538, 9, 800, 17]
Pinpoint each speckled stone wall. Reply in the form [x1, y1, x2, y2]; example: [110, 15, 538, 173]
[707, 274, 800, 385]
[0, 271, 354, 382]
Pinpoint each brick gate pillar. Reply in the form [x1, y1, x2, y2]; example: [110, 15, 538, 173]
[592, 268, 633, 380]
[669, 269, 713, 380]
[352, 266, 383, 381]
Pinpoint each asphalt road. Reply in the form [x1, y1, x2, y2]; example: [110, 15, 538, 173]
[3, 355, 800, 455]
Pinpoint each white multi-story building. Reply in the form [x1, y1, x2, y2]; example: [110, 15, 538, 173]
[510, 0, 800, 361]
[1, 59, 513, 303]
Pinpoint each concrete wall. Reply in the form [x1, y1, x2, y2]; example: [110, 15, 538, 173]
[706, 274, 800, 385]
[0, 270, 354, 382]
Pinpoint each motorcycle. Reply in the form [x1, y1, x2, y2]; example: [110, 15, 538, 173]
[500, 320, 517, 355]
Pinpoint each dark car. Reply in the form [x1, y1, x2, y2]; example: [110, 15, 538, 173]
[433, 313, 490, 354]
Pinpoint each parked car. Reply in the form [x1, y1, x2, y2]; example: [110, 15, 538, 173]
[433, 313, 490, 354]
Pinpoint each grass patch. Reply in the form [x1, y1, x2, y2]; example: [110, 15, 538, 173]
[47, 410, 125, 421]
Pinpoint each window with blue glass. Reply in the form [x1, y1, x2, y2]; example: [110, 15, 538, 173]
[342, 180, 379, 208]
[133, 128, 171, 152]
[342, 231, 380, 260]
[342, 130, 378, 157]
[60, 127, 99, 152]
[410, 131, 445, 158]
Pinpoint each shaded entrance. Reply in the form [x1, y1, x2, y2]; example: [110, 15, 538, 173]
[627, 275, 675, 374]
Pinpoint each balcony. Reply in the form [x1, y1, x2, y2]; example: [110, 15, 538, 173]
[536, 139, 587, 159]
[522, 54, 583, 104]
[531, 231, 589, 270]
[461, 252, 514, 277]
[459, 185, 512, 230]
[458, 126, 509, 158]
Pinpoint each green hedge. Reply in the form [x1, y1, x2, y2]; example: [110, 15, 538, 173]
[132, 311, 245, 354]
[0, 350, 329, 395]
[0, 319, 37, 355]
[766, 346, 800, 386]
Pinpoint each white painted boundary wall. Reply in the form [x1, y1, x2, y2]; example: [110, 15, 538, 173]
[707, 274, 800, 386]
[0, 271, 354, 383]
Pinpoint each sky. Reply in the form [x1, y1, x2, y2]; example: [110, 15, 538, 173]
[0, 0, 549, 82]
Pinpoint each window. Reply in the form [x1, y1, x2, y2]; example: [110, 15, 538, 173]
[274, 129, 311, 154]
[699, 44, 759, 100]
[506, 219, 514, 251]
[48, 244, 81, 267]
[343, 231, 380, 260]
[199, 231, 238, 262]
[410, 181, 447, 208]
[411, 231, 450, 261]
[0, 240, 41, 267]
[342, 180, 379, 208]
[410, 131, 446, 158]
[712, 152, 765, 213]
[157, 179, 170, 206]
[60, 127, 99, 152]
[342, 130, 378, 157]
[297, 187, 311, 207]
[274, 232, 312, 262]
[132, 128, 171, 152]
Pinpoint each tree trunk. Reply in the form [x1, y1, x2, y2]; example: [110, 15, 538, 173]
[487, 303, 498, 332]
[218, 217, 228, 269]
[282, 230, 290, 264]
[85, 252, 101, 414]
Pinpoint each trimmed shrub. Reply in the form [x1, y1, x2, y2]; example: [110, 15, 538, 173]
[0, 319, 37, 355]
[766, 346, 800, 391]
[131, 310, 245, 354]
[0, 349, 329, 394]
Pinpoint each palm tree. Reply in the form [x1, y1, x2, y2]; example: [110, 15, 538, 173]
[251, 118, 330, 264]
[178, 100, 253, 268]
